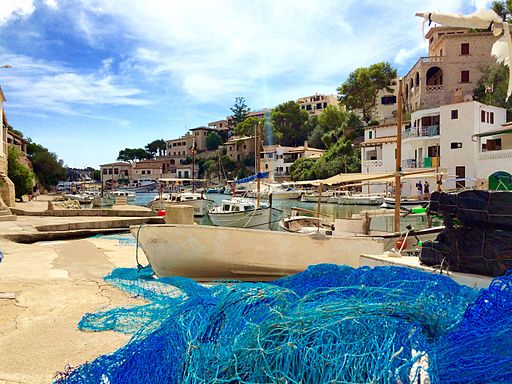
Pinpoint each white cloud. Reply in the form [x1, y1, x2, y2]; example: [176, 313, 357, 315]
[44, 0, 58, 9]
[1, 53, 149, 114]
[91, 0, 467, 102]
[0, 0, 35, 25]
[470, 0, 492, 10]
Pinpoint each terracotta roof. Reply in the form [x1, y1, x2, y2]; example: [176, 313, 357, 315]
[99, 162, 131, 167]
[360, 136, 397, 147]
[369, 120, 410, 129]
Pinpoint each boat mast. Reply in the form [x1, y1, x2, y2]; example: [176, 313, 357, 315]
[394, 78, 403, 233]
[257, 121, 261, 209]
[192, 137, 196, 193]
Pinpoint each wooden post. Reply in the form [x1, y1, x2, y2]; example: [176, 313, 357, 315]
[394, 78, 403, 233]
[436, 142, 442, 192]
[316, 183, 323, 218]
[192, 138, 196, 193]
[257, 122, 261, 209]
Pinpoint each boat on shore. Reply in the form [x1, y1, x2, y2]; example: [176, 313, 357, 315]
[131, 222, 442, 280]
[131, 224, 386, 280]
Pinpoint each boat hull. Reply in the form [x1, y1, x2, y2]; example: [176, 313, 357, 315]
[150, 198, 213, 217]
[380, 197, 429, 209]
[208, 207, 273, 229]
[131, 224, 386, 280]
[331, 196, 384, 206]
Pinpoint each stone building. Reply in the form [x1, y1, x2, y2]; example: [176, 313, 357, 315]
[297, 94, 338, 116]
[404, 27, 498, 112]
[0, 87, 15, 207]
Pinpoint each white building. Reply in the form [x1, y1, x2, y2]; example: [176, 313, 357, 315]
[360, 100, 508, 195]
[261, 143, 324, 182]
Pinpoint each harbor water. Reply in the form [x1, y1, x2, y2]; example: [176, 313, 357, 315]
[134, 192, 437, 232]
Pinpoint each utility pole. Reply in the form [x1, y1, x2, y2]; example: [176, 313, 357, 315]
[394, 78, 403, 233]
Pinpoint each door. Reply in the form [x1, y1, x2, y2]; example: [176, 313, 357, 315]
[455, 166, 465, 189]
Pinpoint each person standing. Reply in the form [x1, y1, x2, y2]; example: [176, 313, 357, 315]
[423, 180, 430, 199]
[416, 180, 423, 198]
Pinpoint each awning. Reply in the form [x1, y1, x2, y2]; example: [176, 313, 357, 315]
[236, 172, 269, 184]
[473, 128, 512, 138]
[308, 169, 444, 187]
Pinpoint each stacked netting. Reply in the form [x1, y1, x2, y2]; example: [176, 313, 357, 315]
[423, 190, 512, 276]
[54, 264, 512, 384]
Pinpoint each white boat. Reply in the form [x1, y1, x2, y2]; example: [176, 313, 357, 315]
[149, 192, 214, 217]
[131, 224, 386, 280]
[279, 209, 334, 234]
[63, 192, 95, 204]
[119, 179, 158, 193]
[207, 198, 274, 229]
[131, 223, 443, 280]
[301, 191, 334, 203]
[380, 197, 429, 209]
[328, 191, 385, 206]
[109, 190, 136, 203]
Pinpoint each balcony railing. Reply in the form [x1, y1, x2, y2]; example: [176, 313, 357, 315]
[420, 56, 444, 63]
[402, 159, 417, 169]
[362, 160, 383, 168]
[403, 125, 440, 139]
[426, 84, 444, 92]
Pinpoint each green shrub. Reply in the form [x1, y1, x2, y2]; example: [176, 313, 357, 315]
[8, 146, 35, 198]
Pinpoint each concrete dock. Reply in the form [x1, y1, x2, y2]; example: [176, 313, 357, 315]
[0, 199, 151, 384]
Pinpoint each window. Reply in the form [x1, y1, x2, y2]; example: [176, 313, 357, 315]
[487, 138, 502, 151]
[461, 70, 470, 83]
[450, 142, 462, 149]
[368, 131, 373, 139]
[481, 110, 486, 122]
[243, 145, 246, 149]
[114, 168, 119, 174]
[461, 43, 469, 55]
[451, 109, 459, 119]
[102, 169, 107, 174]
[381, 95, 396, 105]
[490, 112, 494, 124]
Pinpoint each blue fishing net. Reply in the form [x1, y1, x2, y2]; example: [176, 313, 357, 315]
[54, 264, 512, 384]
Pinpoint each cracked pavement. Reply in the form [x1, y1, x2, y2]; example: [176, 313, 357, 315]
[0, 234, 148, 384]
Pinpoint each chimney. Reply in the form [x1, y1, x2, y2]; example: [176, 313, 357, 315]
[304, 141, 308, 149]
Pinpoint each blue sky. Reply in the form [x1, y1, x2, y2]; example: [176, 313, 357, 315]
[0, 0, 490, 168]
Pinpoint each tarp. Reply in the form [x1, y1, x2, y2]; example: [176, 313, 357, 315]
[314, 169, 443, 187]
[236, 172, 269, 184]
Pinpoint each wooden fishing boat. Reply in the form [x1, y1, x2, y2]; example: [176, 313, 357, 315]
[131, 224, 386, 280]
[149, 192, 214, 217]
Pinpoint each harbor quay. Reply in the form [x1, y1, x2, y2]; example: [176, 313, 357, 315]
[0, 199, 150, 384]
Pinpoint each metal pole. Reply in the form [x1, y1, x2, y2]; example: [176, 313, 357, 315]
[436, 142, 441, 192]
[394, 78, 403, 233]
[192, 138, 195, 193]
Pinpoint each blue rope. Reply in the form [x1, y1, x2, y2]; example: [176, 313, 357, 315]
[55, 264, 512, 384]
